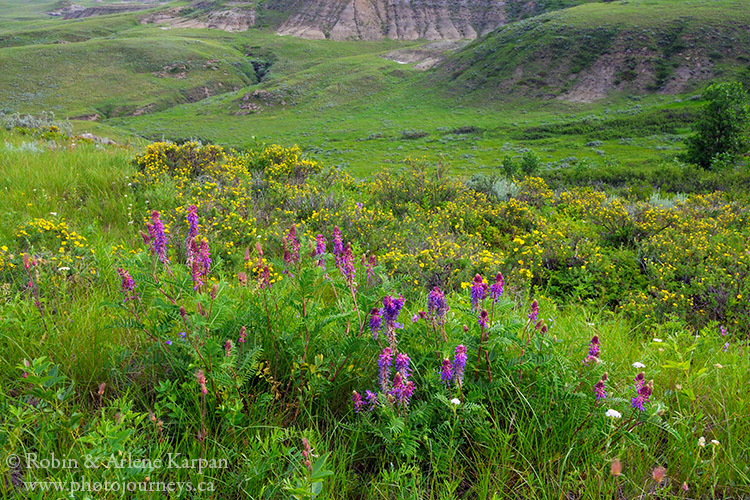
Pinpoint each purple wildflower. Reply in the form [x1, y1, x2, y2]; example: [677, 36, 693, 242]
[478, 309, 489, 329]
[427, 286, 448, 322]
[390, 372, 415, 407]
[594, 373, 608, 401]
[470, 274, 488, 310]
[340, 242, 356, 285]
[634, 371, 645, 390]
[589, 335, 600, 357]
[238, 326, 247, 344]
[166, 339, 173, 346]
[489, 272, 504, 302]
[394, 353, 411, 378]
[146, 211, 169, 264]
[179, 331, 186, 339]
[528, 299, 539, 323]
[719, 325, 728, 336]
[382, 295, 405, 328]
[186, 205, 199, 240]
[352, 391, 364, 413]
[631, 380, 653, 412]
[117, 268, 137, 302]
[369, 308, 382, 339]
[313, 234, 326, 267]
[365, 390, 378, 410]
[378, 347, 393, 392]
[225, 339, 232, 357]
[440, 358, 453, 385]
[365, 254, 377, 281]
[453, 345, 468, 386]
[283, 224, 300, 267]
[723, 342, 729, 352]
[332, 226, 344, 261]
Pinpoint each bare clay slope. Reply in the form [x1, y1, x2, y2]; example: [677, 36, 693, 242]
[267, 0, 508, 40]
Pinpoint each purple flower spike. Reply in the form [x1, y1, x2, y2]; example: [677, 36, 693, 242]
[332, 226, 344, 261]
[594, 373, 607, 401]
[588, 335, 600, 357]
[117, 268, 137, 302]
[528, 299, 539, 323]
[453, 345, 467, 387]
[186, 205, 199, 240]
[470, 274, 488, 310]
[370, 308, 382, 339]
[489, 273, 504, 302]
[340, 242, 356, 285]
[478, 309, 489, 329]
[146, 211, 169, 264]
[394, 353, 411, 378]
[440, 358, 453, 385]
[382, 295, 405, 328]
[378, 347, 393, 392]
[631, 380, 653, 411]
[283, 224, 300, 267]
[352, 391, 363, 413]
[634, 371, 645, 390]
[428, 287, 449, 323]
[365, 390, 378, 411]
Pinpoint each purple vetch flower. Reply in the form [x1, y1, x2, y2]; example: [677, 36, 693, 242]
[238, 326, 247, 344]
[452, 345, 468, 386]
[340, 242, 356, 285]
[186, 204, 199, 240]
[225, 339, 232, 357]
[411, 314, 419, 323]
[378, 347, 393, 392]
[427, 286, 448, 323]
[332, 226, 344, 262]
[364, 254, 377, 281]
[146, 211, 169, 264]
[470, 274, 488, 310]
[165, 339, 173, 346]
[283, 224, 301, 267]
[440, 358, 453, 385]
[719, 325, 728, 336]
[583, 335, 601, 365]
[634, 371, 645, 390]
[352, 391, 364, 413]
[588, 335, 600, 357]
[489, 273, 504, 302]
[179, 331, 186, 340]
[313, 234, 326, 267]
[188, 237, 211, 290]
[478, 309, 489, 329]
[594, 373, 608, 400]
[723, 342, 729, 352]
[631, 380, 653, 412]
[394, 353, 411, 378]
[390, 372, 415, 407]
[528, 299, 539, 323]
[365, 390, 378, 410]
[382, 295, 405, 328]
[369, 308, 382, 339]
[117, 267, 137, 302]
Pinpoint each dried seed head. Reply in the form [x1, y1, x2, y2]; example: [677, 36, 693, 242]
[610, 458, 622, 477]
[652, 466, 666, 483]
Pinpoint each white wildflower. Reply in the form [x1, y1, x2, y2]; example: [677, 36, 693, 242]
[632, 362, 646, 368]
[450, 398, 461, 406]
[605, 409, 622, 419]
[698, 437, 706, 447]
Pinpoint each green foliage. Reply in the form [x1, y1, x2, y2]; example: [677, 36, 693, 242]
[519, 150, 541, 175]
[686, 81, 750, 169]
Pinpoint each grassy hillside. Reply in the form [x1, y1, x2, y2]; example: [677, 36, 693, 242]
[430, 0, 750, 102]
